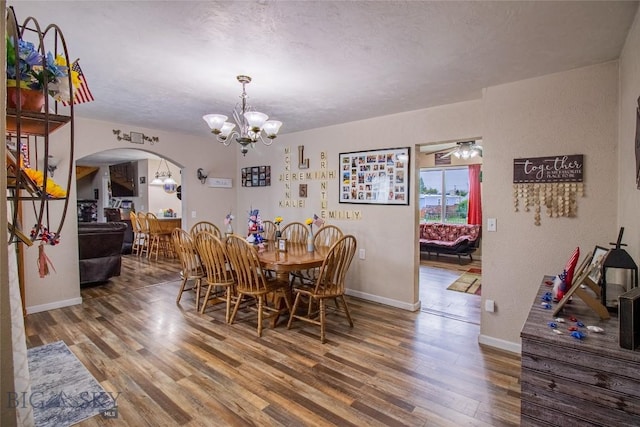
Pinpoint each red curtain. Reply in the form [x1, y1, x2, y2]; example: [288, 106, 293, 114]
[468, 164, 482, 225]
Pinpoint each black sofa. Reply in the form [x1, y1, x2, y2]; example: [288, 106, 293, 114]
[78, 222, 127, 285]
[104, 208, 134, 254]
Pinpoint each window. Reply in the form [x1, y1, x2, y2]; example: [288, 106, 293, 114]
[419, 167, 469, 223]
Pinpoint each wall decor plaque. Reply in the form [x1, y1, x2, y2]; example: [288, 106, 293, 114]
[513, 154, 583, 183]
[513, 154, 585, 225]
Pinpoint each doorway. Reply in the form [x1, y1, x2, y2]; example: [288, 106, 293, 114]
[416, 141, 483, 324]
[75, 148, 183, 224]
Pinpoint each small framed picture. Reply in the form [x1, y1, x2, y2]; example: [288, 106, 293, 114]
[130, 132, 144, 144]
[588, 246, 609, 284]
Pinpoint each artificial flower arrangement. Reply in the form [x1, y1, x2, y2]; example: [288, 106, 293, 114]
[274, 216, 283, 238]
[6, 35, 80, 103]
[21, 166, 66, 198]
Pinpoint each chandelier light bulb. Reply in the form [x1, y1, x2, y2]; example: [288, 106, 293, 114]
[219, 122, 235, 139]
[203, 114, 228, 134]
[244, 111, 269, 132]
[263, 120, 283, 138]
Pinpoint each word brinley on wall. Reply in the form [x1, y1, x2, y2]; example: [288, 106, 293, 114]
[513, 154, 585, 226]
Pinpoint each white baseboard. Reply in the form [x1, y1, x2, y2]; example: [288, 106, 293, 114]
[26, 297, 83, 315]
[478, 334, 521, 354]
[345, 289, 421, 311]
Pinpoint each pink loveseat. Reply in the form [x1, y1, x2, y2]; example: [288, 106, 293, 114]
[419, 223, 481, 264]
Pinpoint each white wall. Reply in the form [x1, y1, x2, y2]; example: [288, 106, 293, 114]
[235, 100, 484, 310]
[23, 117, 236, 313]
[147, 158, 181, 216]
[482, 61, 620, 347]
[618, 9, 640, 264]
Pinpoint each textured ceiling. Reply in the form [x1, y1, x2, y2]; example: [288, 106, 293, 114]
[7, 1, 639, 141]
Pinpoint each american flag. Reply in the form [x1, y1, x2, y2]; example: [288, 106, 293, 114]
[62, 60, 94, 105]
[313, 214, 325, 228]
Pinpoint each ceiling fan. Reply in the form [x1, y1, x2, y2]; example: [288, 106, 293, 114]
[433, 140, 483, 159]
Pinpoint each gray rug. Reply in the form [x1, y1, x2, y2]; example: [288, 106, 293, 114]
[27, 341, 116, 427]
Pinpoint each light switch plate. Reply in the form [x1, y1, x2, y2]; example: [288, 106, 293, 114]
[487, 218, 497, 232]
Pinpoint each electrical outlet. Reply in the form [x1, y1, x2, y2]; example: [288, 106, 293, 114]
[191, 211, 196, 219]
[359, 249, 365, 260]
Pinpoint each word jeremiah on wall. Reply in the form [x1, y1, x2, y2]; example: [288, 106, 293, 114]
[279, 146, 361, 220]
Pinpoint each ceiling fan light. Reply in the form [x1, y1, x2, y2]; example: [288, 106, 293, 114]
[203, 114, 228, 133]
[244, 111, 268, 132]
[262, 120, 282, 138]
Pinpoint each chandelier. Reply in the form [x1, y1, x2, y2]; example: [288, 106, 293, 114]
[150, 158, 177, 193]
[203, 75, 283, 156]
[452, 141, 483, 160]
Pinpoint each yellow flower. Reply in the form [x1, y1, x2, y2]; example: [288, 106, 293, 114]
[23, 167, 66, 197]
[274, 216, 283, 224]
[305, 218, 313, 226]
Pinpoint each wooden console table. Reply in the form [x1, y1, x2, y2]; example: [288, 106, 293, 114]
[520, 276, 640, 426]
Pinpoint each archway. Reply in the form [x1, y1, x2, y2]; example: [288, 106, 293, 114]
[75, 148, 184, 223]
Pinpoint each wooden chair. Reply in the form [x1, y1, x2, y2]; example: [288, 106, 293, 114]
[281, 221, 309, 244]
[190, 221, 222, 239]
[291, 225, 344, 286]
[261, 220, 276, 241]
[314, 225, 343, 248]
[147, 212, 175, 260]
[194, 230, 236, 320]
[287, 235, 357, 343]
[129, 211, 142, 256]
[225, 235, 291, 337]
[172, 228, 205, 310]
[136, 211, 150, 257]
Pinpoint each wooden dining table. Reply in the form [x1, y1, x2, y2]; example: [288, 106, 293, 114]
[254, 240, 330, 326]
[256, 240, 330, 282]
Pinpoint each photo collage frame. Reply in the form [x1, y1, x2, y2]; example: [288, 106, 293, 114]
[241, 166, 271, 187]
[339, 147, 410, 205]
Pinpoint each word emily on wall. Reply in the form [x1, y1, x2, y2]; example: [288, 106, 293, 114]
[279, 146, 361, 220]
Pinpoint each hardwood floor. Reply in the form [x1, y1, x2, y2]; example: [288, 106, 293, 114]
[420, 254, 482, 325]
[24, 254, 520, 426]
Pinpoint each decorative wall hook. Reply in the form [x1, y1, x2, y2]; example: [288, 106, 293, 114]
[197, 168, 208, 184]
[112, 129, 159, 145]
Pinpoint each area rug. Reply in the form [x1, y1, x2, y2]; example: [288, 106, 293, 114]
[447, 267, 482, 295]
[27, 341, 116, 427]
